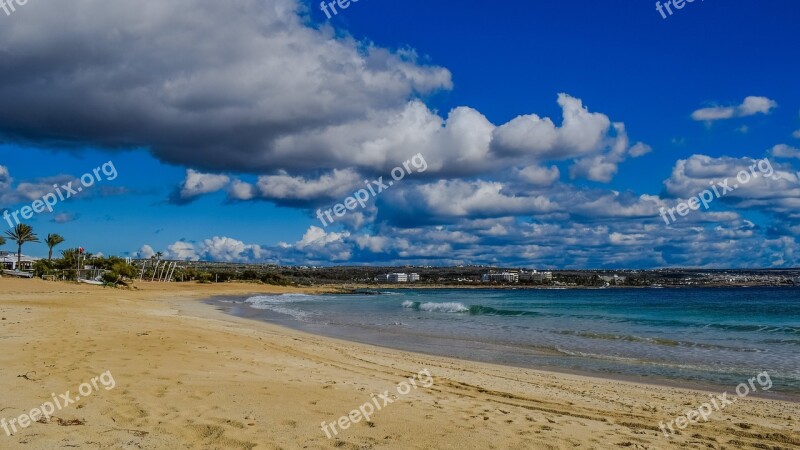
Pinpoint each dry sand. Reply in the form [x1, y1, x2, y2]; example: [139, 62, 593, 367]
[0, 278, 797, 449]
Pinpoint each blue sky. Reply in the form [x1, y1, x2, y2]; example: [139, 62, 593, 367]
[1, 0, 799, 268]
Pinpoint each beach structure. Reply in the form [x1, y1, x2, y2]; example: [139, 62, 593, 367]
[138, 259, 180, 282]
[0, 251, 39, 271]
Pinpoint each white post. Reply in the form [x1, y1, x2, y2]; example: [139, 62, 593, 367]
[151, 261, 160, 282]
[167, 262, 177, 282]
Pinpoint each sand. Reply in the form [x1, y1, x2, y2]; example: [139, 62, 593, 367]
[0, 278, 797, 449]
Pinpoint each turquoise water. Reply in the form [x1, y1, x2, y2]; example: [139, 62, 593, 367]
[216, 288, 800, 397]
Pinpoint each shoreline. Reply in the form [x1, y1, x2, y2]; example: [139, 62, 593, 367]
[206, 291, 800, 404]
[1, 278, 798, 449]
[329, 283, 800, 291]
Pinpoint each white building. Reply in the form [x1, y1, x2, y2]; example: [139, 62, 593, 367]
[600, 275, 626, 285]
[519, 270, 553, 283]
[482, 272, 519, 283]
[533, 271, 553, 282]
[387, 273, 408, 283]
[0, 252, 39, 271]
[376, 273, 411, 283]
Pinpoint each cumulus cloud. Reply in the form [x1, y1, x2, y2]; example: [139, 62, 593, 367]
[569, 123, 651, 182]
[0, 165, 12, 191]
[491, 94, 609, 158]
[0, 165, 122, 206]
[135, 245, 156, 259]
[0, 0, 452, 174]
[8, 0, 799, 268]
[691, 96, 778, 122]
[228, 179, 256, 201]
[166, 241, 199, 261]
[662, 155, 800, 226]
[0, 0, 648, 196]
[518, 165, 560, 187]
[296, 226, 350, 249]
[770, 144, 800, 159]
[171, 170, 230, 204]
[255, 169, 360, 206]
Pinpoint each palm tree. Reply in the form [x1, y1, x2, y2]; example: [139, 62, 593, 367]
[45, 234, 65, 261]
[4, 224, 40, 271]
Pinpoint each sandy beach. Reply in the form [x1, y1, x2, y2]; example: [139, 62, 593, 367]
[0, 278, 797, 449]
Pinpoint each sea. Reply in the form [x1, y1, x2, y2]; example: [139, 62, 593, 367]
[209, 287, 800, 399]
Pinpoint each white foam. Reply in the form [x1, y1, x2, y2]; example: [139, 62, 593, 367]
[245, 294, 314, 320]
[403, 301, 469, 313]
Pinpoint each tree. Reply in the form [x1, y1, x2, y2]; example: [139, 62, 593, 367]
[45, 233, 65, 261]
[0, 236, 5, 247]
[4, 224, 39, 271]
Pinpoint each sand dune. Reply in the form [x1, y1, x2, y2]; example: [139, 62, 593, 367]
[0, 278, 797, 449]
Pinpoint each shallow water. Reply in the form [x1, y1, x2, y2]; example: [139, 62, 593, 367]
[210, 287, 800, 399]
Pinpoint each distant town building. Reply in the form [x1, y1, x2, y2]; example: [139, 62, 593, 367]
[520, 270, 553, 283]
[482, 272, 519, 283]
[600, 275, 627, 285]
[376, 273, 413, 283]
[388, 273, 408, 283]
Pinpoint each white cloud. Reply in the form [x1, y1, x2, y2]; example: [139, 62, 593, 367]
[738, 96, 778, 116]
[518, 165, 560, 186]
[135, 245, 156, 259]
[166, 241, 199, 261]
[256, 169, 359, 203]
[296, 226, 350, 249]
[663, 155, 800, 219]
[569, 123, 650, 183]
[228, 179, 256, 201]
[770, 144, 800, 159]
[0, 0, 453, 174]
[355, 235, 391, 253]
[491, 94, 610, 159]
[175, 170, 230, 203]
[691, 96, 778, 122]
[0, 166, 12, 191]
[201, 236, 263, 262]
